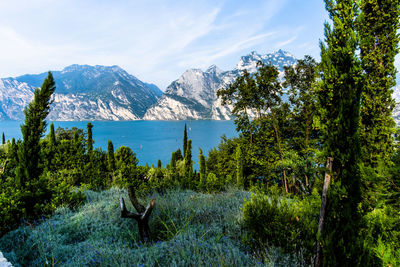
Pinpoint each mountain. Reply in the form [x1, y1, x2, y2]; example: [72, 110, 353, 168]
[0, 65, 162, 121]
[143, 49, 297, 120]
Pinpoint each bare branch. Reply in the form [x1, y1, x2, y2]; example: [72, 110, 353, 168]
[128, 186, 145, 213]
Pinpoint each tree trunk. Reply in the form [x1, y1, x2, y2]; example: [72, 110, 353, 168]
[119, 186, 156, 243]
[315, 157, 333, 267]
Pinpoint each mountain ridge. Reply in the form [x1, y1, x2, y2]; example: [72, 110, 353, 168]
[0, 64, 162, 121]
[143, 49, 297, 120]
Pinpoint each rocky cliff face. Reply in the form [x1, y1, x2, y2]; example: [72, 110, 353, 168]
[143, 49, 297, 120]
[0, 65, 162, 121]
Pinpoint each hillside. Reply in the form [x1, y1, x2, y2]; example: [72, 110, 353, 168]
[0, 188, 302, 267]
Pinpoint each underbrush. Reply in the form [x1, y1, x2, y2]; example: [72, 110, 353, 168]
[0, 187, 301, 267]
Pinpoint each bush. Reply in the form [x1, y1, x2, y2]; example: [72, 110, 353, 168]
[241, 187, 320, 264]
[361, 205, 400, 266]
[206, 172, 221, 192]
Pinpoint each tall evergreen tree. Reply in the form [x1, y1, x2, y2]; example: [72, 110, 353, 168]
[183, 123, 188, 157]
[317, 1, 363, 265]
[107, 140, 115, 171]
[198, 148, 206, 190]
[15, 72, 56, 187]
[87, 122, 94, 154]
[2, 132, 5, 145]
[183, 139, 193, 187]
[157, 159, 162, 169]
[49, 123, 56, 146]
[359, 0, 400, 166]
[170, 151, 177, 171]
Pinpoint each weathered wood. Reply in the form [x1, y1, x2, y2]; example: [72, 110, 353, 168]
[315, 157, 333, 267]
[119, 186, 156, 243]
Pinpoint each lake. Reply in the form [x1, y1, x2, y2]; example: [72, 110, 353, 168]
[0, 120, 237, 168]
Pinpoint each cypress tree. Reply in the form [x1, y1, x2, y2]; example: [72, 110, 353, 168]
[87, 122, 94, 154]
[170, 151, 177, 171]
[107, 140, 115, 171]
[236, 145, 244, 188]
[183, 123, 188, 157]
[359, 0, 400, 166]
[49, 123, 56, 146]
[157, 159, 162, 169]
[15, 72, 56, 187]
[2, 132, 5, 145]
[198, 148, 206, 190]
[174, 148, 183, 161]
[317, 1, 363, 264]
[183, 139, 192, 187]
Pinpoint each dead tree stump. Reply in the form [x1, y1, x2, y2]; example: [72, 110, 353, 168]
[119, 186, 156, 243]
[315, 157, 333, 267]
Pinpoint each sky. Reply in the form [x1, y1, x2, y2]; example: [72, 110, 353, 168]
[0, 0, 396, 90]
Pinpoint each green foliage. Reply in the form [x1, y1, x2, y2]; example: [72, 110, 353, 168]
[283, 55, 319, 155]
[182, 139, 193, 189]
[241, 188, 321, 264]
[205, 172, 221, 192]
[49, 123, 56, 146]
[2, 132, 5, 145]
[236, 145, 245, 188]
[359, 0, 400, 167]
[206, 135, 237, 182]
[86, 122, 94, 154]
[361, 205, 400, 266]
[112, 146, 139, 188]
[183, 123, 188, 157]
[107, 140, 115, 172]
[1, 72, 82, 234]
[317, 0, 364, 264]
[198, 148, 207, 190]
[16, 72, 55, 188]
[157, 159, 162, 169]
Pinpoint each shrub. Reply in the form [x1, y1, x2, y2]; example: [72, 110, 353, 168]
[241, 187, 320, 264]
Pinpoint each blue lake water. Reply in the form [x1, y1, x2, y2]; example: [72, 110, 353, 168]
[0, 120, 237, 168]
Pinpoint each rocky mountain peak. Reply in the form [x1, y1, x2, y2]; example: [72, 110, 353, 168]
[0, 65, 162, 121]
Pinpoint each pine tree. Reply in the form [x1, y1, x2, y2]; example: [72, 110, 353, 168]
[183, 123, 188, 156]
[359, 0, 400, 166]
[107, 140, 115, 171]
[15, 72, 56, 187]
[2, 132, 5, 145]
[236, 145, 244, 188]
[198, 148, 206, 190]
[317, 1, 363, 264]
[87, 122, 94, 154]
